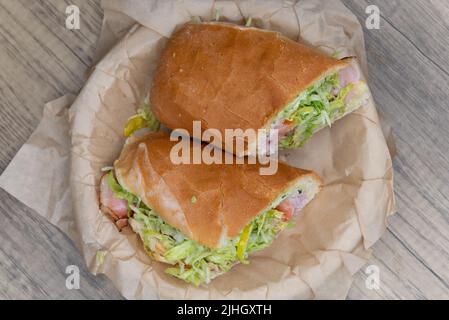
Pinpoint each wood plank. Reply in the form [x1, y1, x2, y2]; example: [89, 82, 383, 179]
[0, 189, 123, 299]
[0, 0, 102, 170]
[343, 0, 449, 299]
[0, 0, 121, 299]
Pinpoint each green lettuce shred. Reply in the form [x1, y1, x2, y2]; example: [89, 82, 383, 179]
[279, 74, 360, 149]
[123, 102, 160, 137]
[106, 172, 135, 211]
[245, 17, 253, 27]
[106, 172, 290, 286]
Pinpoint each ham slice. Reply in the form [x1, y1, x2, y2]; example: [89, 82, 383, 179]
[273, 119, 295, 140]
[339, 64, 360, 88]
[276, 191, 309, 221]
[100, 174, 129, 229]
[327, 63, 363, 107]
[334, 63, 361, 98]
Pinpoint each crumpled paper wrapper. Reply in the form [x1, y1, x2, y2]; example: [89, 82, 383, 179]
[0, 0, 395, 299]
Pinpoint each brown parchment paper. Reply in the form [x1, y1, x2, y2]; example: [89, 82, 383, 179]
[0, 0, 395, 299]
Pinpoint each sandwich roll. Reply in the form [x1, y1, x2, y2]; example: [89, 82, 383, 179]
[100, 132, 322, 285]
[150, 22, 370, 155]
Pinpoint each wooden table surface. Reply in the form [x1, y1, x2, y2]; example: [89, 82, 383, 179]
[0, 0, 448, 300]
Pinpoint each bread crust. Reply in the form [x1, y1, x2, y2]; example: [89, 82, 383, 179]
[150, 22, 347, 153]
[114, 132, 321, 248]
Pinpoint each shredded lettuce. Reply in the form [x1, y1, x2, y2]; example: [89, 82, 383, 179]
[123, 102, 160, 137]
[191, 16, 202, 23]
[245, 17, 253, 27]
[279, 74, 362, 149]
[214, 9, 220, 22]
[106, 172, 136, 208]
[96, 250, 106, 266]
[106, 172, 291, 286]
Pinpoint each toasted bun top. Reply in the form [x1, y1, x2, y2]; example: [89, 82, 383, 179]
[151, 22, 347, 135]
[114, 132, 320, 248]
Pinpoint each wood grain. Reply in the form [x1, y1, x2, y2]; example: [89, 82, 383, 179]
[0, 0, 122, 299]
[344, 0, 449, 300]
[0, 0, 448, 299]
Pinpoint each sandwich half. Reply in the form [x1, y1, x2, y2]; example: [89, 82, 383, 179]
[150, 22, 370, 156]
[99, 132, 321, 285]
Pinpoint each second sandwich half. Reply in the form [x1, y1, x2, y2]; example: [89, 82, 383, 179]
[100, 132, 321, 285]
